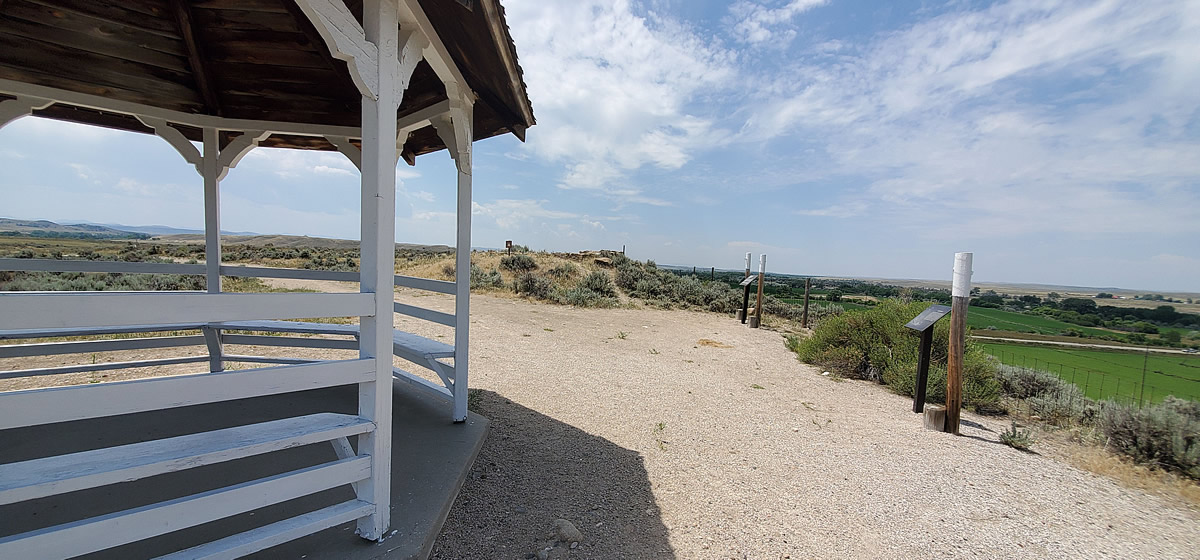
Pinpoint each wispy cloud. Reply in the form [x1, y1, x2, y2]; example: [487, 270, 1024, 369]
[743, 0, 1200, 236]
[727, 0, 827, 45]
[505, 0, 735, 206]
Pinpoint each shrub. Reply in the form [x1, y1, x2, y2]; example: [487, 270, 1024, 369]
[579, 270, 616, 297]
[1000, 422, 1035, 451]
[469, 264, 503, 289]
[441, 263, 456, 278]
[789, 300, 1000, 411]
[1098, 397, 1200, 478]
[995, 365, 1095, 425]
[547, 263, 577, 279]
[558, 286, 618, 308]
[500, 254, 536, 272]
[516, 272, 553, 299]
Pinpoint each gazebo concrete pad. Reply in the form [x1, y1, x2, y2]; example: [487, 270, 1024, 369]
[0, 379, 488, 560]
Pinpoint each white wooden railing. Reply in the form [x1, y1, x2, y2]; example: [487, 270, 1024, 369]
[0, 257, 470, 557]
[0, 258, 467, 412]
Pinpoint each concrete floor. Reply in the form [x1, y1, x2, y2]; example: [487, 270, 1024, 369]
[0, 379, 488, 559]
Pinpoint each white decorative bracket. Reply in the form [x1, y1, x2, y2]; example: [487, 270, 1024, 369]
[294, 0, 381, 99]
[138, 117, 268, 179]
[215, 130, 270, 181]
[0, 96, 55, 130]
[137, 116, 203, 172]
[325, 135, 362, 170]
[395, 28, 429, 98]
[431, 83, 474, 174]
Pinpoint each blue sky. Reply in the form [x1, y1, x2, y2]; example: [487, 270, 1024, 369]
[2, 0, 1198, 292]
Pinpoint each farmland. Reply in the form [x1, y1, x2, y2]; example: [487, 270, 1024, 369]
[966, 307, 1117, 338]
[978, 341, 1200, 405]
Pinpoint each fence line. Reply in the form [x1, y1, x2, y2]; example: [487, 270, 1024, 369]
[988, 348, 1200, 407]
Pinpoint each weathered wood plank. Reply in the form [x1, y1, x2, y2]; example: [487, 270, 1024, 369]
[0, 457, 372, 559]
[18, 0, 181, 37]
[169, 0, 222, 115]
[0, 12, 187, 70]
[156, 500, 374, 560]
[0, 33, 202, 105]
[0, 292, 374, 330]
[0, 358, 375, 430]
[0, 413, 373, 506]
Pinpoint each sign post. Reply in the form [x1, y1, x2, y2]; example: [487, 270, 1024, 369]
[946, 252, 973, 435]
[903, 304, 951, 413]
[750, 254, 766, 328]
[736, 252, 751, 322]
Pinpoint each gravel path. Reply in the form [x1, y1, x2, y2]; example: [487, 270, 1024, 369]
[3, 285, 1197, 559]
[417, 294, 1199, 559]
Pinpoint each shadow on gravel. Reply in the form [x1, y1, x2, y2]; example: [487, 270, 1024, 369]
[431, 390, 675, 559]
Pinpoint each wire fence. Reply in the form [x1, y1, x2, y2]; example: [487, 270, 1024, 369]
[987, 348, 1200, 407]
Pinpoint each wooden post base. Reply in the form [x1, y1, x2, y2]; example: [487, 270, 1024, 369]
[748, 317, 760, 329]
[735, 310, 746, 322]
[923, 405, 946, 432]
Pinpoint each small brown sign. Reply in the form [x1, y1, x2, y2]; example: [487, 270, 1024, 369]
[506, 240, 512, 248]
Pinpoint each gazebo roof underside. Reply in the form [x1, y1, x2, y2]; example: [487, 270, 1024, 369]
[0, 0, 535, 156]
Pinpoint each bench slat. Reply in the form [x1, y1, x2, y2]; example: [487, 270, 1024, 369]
[0, 456, 371, 560]
[393, 330, 454, 360]
[0, 413, 374, 506]
[156, 500, 374, 560]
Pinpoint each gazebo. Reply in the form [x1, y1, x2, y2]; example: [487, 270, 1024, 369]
[0, 0, 533, 557]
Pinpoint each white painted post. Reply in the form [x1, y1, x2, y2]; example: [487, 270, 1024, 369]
[202, 128, 221, 294]
[202, 127, 224, 372]
[357, 0, 399, 541]
[451, 104, 473, 423]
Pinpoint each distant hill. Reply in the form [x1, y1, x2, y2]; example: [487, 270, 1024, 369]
[0, 218, 149, 240]
[157, 233, 453, 253]
[67, 221, 258, 236]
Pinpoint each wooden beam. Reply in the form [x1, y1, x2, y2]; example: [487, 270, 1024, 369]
[0, 79, 363, 138]
[169, 0, 222, 116]
[283, 0, 359, 100]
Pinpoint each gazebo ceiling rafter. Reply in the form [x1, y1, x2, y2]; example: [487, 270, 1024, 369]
[0, 0, 533, 157]
[167, 0, 222, 117]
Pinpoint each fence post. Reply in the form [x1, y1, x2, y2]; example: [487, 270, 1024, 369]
[802, 278, 811, 328]
[1138, 346, 1149, 407]
[750, 254, 766, 329]
[945, 252, 972, 435]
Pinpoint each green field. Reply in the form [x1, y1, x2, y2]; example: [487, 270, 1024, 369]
[967, 307, 1119, 338]
[978, 342, 1200, 405]
[777, 298, 869, 311]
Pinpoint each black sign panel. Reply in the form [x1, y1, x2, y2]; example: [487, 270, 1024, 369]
[904, 304, 951, 332]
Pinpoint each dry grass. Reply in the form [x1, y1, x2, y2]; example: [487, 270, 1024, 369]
[1035, 428, 1200, 509]
[697, 339, 732, 348]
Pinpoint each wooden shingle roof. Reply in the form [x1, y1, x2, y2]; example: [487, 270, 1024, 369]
[0, 0, 534, 157]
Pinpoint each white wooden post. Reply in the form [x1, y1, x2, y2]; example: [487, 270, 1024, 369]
[356, 0, 400, 541]
[201, 127, 225, 372]
[202, 128, 221, 294]
[434, 83, 474, 423]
